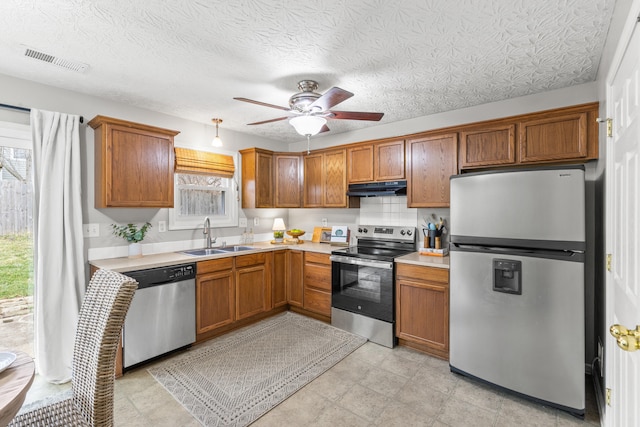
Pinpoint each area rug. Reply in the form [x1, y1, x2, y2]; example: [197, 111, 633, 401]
[148, 311, 367, 427]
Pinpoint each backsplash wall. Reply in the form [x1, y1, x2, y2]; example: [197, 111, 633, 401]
[286, 196, 450, 249]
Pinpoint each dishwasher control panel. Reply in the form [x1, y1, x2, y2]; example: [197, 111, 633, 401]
[168, 264, 195, 280]
[125, 263, 196, 290]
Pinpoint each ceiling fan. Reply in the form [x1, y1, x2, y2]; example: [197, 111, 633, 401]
[234, 80, 384, 139]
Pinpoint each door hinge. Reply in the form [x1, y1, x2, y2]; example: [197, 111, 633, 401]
[596, 118, 613, 137]
[606, 388, 612, 406]
[607, 254, 612, 272]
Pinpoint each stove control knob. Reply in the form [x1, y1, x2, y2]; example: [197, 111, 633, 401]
[400, 230, 406, 235]
[362, 228, 368, 234]
[358, 228, 363, 233]
[407, 229, 413, 236]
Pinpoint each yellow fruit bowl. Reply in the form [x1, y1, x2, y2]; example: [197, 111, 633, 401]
[286, 229, 305, 244]
[286, 230, 305, 238]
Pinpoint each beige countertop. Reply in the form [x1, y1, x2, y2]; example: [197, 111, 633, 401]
[395, 252, 450, 269]
[89, 240, 336, 273]
[90, 240, 449, 272]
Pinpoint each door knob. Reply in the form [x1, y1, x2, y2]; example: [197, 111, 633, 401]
[609, 324, 640, 352]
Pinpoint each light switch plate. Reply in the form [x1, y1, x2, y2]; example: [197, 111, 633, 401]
[239, 218, 248, 228]
[82, 223, 99, 238]
[321, 218, 328, 227]
[158, 221, 166, 232]
[253, 217, 259, 226]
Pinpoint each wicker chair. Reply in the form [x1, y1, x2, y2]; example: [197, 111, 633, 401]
[9, 269, 137, 427]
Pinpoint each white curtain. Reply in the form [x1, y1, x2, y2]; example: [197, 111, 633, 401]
[31, 109, 85, 383]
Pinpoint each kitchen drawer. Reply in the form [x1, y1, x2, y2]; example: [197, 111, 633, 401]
[235, 252, 266, 268]
[304, 263, 331, 291]
[303, 288, 331, 316]
[305, 252, 331, 266]
[396, 263, 449, 284]
[197, 257, 233, 275]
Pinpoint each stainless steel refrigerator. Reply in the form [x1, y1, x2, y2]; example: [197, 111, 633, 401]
[449, 166, 585, 417]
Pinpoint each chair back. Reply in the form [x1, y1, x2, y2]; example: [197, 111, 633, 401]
[71, 269, 137, 426]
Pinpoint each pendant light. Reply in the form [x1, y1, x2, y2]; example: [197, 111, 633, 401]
[211, 118, 223, 147]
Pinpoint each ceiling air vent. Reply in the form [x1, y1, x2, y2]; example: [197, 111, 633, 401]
[24, 48, 89, 73]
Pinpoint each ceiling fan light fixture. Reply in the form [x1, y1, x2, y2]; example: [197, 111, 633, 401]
[289, 115, 327, 136]
[211, 118, 223, 147]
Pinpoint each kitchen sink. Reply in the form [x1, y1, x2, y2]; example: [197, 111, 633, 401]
[215, 246, 256, 252]
[180, 248, 227, 256]
[180, 246, 256, 256]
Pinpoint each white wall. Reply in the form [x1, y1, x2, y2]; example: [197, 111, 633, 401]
[0, 73, 289, 261]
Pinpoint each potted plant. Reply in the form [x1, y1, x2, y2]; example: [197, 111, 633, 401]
[111, 222, 152, 258]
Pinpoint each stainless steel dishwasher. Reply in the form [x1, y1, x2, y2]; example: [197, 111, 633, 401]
[122, 263, 196, 370]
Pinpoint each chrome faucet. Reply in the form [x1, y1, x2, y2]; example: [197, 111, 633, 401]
[203, 217, 216, 248]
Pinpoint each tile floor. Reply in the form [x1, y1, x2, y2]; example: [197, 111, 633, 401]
[23, 341, 600, 427]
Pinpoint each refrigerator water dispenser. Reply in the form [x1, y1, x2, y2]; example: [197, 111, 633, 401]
[493, 259, 522, 294]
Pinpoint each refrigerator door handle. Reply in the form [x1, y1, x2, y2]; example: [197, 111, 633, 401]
[450, 243, 584, 262]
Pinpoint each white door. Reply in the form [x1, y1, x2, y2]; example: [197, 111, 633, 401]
[605, 5, 640, 427]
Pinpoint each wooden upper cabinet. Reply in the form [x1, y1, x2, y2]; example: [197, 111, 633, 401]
[88, 115, 178, 208]
[374, 140, 405, 181]
[323, 149, 347, 207]
[303, 153, 323, 207]
[347, 140, 405, 184]
[347, 144, 374, 183]
[519, 112, 588, 163]
[240, 148, 273, 208]
[303, 149, 347, 208]
[458, 102, 598, 170]
[459, 125, 516, 168]
[274, 153, 302, 208]
[406, 133, 458, 208]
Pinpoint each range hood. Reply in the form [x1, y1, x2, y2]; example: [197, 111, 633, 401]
[346, 180, 407, 197]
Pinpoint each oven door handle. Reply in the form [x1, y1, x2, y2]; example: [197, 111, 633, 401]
[330, 255, 394, 270]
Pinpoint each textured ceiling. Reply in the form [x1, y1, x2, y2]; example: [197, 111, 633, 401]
[0, 0, 615, 143]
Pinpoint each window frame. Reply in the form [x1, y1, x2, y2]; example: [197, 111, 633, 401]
[168, 149, 239, 230]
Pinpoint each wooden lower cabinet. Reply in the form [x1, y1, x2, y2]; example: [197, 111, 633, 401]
[303, 252, 332, 317]
[287, 250, 304, 307]
[396, 263, 449, 359]
[271, 250, 288, 308]
[235, 253, 270, 320]
[196, 258, 235, 334]
[196, 254, 271, 338]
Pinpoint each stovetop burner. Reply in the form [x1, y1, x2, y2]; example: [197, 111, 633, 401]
[331, 245, 413, 262]
[331, 224, 416, 261]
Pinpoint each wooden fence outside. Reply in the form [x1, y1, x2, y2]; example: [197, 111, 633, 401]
[0, 180, 33, 235]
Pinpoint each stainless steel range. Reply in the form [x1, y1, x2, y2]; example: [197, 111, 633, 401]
[330, 225, 416, 347]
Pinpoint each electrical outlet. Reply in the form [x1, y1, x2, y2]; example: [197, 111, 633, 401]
[82, 223, 99, 238]
[321, 218, 328, 227]
[239, 218, 248, 228]
[253, 217, 259, 226]
[158, 221, 166, 232]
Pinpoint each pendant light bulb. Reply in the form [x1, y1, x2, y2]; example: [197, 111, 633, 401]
[212, 118, 223, 147]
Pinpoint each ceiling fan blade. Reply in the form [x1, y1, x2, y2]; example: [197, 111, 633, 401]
[330, 111, 384, 121]
[319, 124, 330, 133]
[234, 97, 290, 111]
[247, 116, 289, 125]
[309, 87, 353, 111]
